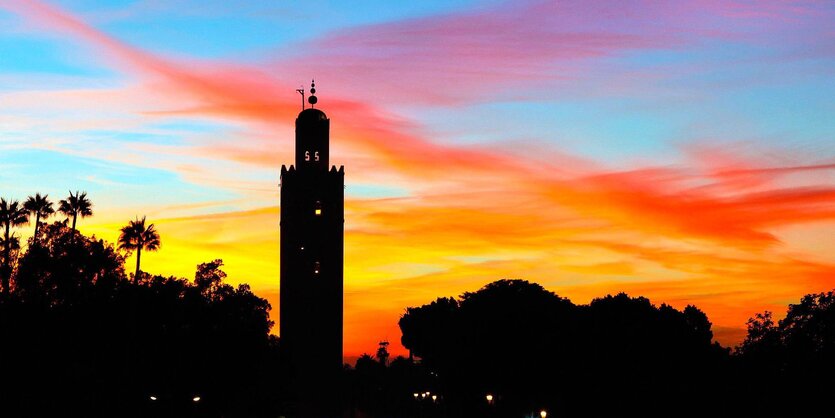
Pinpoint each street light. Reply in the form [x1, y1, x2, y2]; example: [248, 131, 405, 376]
[486, 394, 494, 404]
[192, 396, 201, 402]
[540, 410, 547, 418]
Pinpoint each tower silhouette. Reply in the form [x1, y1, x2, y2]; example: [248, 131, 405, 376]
[280, 82, 344, 417]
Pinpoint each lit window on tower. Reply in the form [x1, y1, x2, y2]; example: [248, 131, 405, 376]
[314, 201, 322, 216]
[313, 261, 320, 274]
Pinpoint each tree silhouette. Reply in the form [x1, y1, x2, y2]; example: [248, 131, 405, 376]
[0, 199, 28, 295]
[735, 290, 835, 414]
[15, 220, 125, 304]
[23, 193, 54, 244]
[58, 190, 93, 243]
[1, 216, 281, 417]
[0, 233, 21, 254]
[0, 233, 20, 292]
[376, 340, 390, 366]
[117, 216, 161, 283]
[399, 279, 728, 417]
[195, 259, 227, 298]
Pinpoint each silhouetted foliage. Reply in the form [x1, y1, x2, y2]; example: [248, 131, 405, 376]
[195, 258, 227, 297]
[376, 340, 390, 366]
[345, 351, 438, 418]
[734, 290, 835, 414]
[23, 192, 53, 245]
[58, 190, 93, 243]
[117, 215, 161, 282]
[0, 221, 281, 418]
[399, 279, 730, 417]
[0, 198, 28, 295]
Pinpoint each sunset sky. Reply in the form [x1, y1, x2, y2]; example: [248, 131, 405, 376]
[1, 0, 834, 359]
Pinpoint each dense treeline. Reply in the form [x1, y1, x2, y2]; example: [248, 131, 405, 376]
[0, 192, 281, 417]
[393, 280, 730, 416]
[344, 279, 835, 417]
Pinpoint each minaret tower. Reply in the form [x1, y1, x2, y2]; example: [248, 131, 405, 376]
[280, 80, 344, 417]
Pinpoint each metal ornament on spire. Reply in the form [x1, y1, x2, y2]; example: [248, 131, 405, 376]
[296, 86, 305, 110]
[308, 79, 318, 108]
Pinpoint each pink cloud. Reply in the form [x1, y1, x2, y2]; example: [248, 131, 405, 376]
[277, 1, 680, 106]
[6, 0, 835, 248]
[4, 0, 835, 354]
[274, 0, 834, 106]
[1, 0, 301, 122]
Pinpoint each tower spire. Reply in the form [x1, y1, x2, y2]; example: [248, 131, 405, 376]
[308, 79, 318, 108]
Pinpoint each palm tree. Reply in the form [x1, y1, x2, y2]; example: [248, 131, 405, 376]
[59, 191, 93, 242]
[0, 199, 28, 295]
[23, 193, 54, 244]
[118, 216, 161, 283]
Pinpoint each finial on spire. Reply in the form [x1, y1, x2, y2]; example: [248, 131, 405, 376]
[308, 79, 318, 108]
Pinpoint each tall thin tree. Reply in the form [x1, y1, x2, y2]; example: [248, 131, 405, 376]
[59, 191, 93, 243]
[0, 199, 28, 295]
[117, 216, 161, 283]
[23, 193, 54, 244]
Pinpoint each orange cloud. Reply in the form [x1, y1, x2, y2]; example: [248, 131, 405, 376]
[5, 0, 835, 360]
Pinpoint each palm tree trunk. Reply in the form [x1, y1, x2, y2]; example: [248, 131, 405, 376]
[3, 223, 9, 296]
[134, 248, 142, 284]
[33, 213, 40, 243]
[70, 213, 78, 244]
